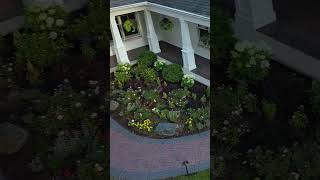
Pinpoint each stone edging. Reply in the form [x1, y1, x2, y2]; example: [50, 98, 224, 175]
[110, 117, 210, 180]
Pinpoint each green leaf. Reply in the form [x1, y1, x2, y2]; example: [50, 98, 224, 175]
[123, 19, 134, 32]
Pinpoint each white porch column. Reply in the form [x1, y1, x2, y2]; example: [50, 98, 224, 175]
[235, 0, 276, 29]
[110, 15, 130, 64]
[179, 18, 196, 71]
[144, 9, 161, 53]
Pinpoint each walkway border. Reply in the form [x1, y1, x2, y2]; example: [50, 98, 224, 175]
[110, 117, 210, 180]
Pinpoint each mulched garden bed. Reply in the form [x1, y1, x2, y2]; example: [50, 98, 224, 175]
[110, 54, 210, 139]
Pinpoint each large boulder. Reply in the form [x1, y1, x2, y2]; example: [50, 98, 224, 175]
[110, 100, 119, 111]
[154, 123, 178, 136]
[0, 122, 28, 155]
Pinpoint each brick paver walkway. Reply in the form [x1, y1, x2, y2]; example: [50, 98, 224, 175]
[110, 117, 210, 180]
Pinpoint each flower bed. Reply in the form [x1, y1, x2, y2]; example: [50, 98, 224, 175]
[110, 51, 210, 138]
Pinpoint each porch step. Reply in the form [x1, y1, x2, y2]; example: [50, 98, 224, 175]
[0, 16, 24, 36]
[255, 31, 320, 81]
[234, 19, 320, 81]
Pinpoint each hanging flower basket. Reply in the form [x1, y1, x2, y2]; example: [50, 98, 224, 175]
[160, 18, 174, 31]
[123, 19, 137, 32]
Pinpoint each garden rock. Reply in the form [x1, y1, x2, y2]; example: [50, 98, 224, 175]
[111, 89, 124, 96]
[110, 100, 119, 111]
[155, 123, 178, 136]
[0, 122, 28, 155]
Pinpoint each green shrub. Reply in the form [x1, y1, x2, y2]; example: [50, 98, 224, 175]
[24, 83, 98, 137]
[262, 99, 277, 121]
[141, 68, 157, 84]
[69, 0, 109, 50]
[290, 105, 308, 129]
[14, 31, 71, 85]
[80, 42, 96, 62]
[162, 64, 183, 83]
[168, 88, 190, 109]
[120, 88, 140, 105]
[133, 107, 152, 121]
[242, 93, 258, 113]
[212, 5, 236, 63]
[213, 85, 243, 120]
[228, 40, 272, 84]
[143, 90, 159, 102]
[137, 51, 157, 67]
[188, 107, 210, 130]
[311, 80, 320, 115]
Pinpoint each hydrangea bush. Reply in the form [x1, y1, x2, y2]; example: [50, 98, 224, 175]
[181, 74, 195, 89]
[228, 40, 272, 83]
[154, 60, 166, 71]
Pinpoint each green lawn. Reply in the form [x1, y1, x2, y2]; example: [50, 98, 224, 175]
[110, 169, 210, 180]
[164, 169, 210, 180]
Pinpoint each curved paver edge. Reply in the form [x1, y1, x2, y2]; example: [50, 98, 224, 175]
[110, 117, 210, 180]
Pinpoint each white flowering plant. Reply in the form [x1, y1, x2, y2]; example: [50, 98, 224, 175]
[228, 40, 272, 83]
[181, 74, 195, 89]
[114, 63, 132, 88]
[25, 5, 68, 34]
[154, 60, 166, 71]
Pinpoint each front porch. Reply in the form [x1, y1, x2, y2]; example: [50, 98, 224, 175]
[110, 2, 210, 85]
[234, 0, 320, 81]
[110, 41, 210, 80]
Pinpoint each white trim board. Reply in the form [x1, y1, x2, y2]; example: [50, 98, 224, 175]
[110, 2, 210, 27]
[256, 32, 320, 81]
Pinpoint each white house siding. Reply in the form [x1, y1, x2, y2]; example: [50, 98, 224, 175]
[153, 12, 210, 60]
[110, 11, 210, 60]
